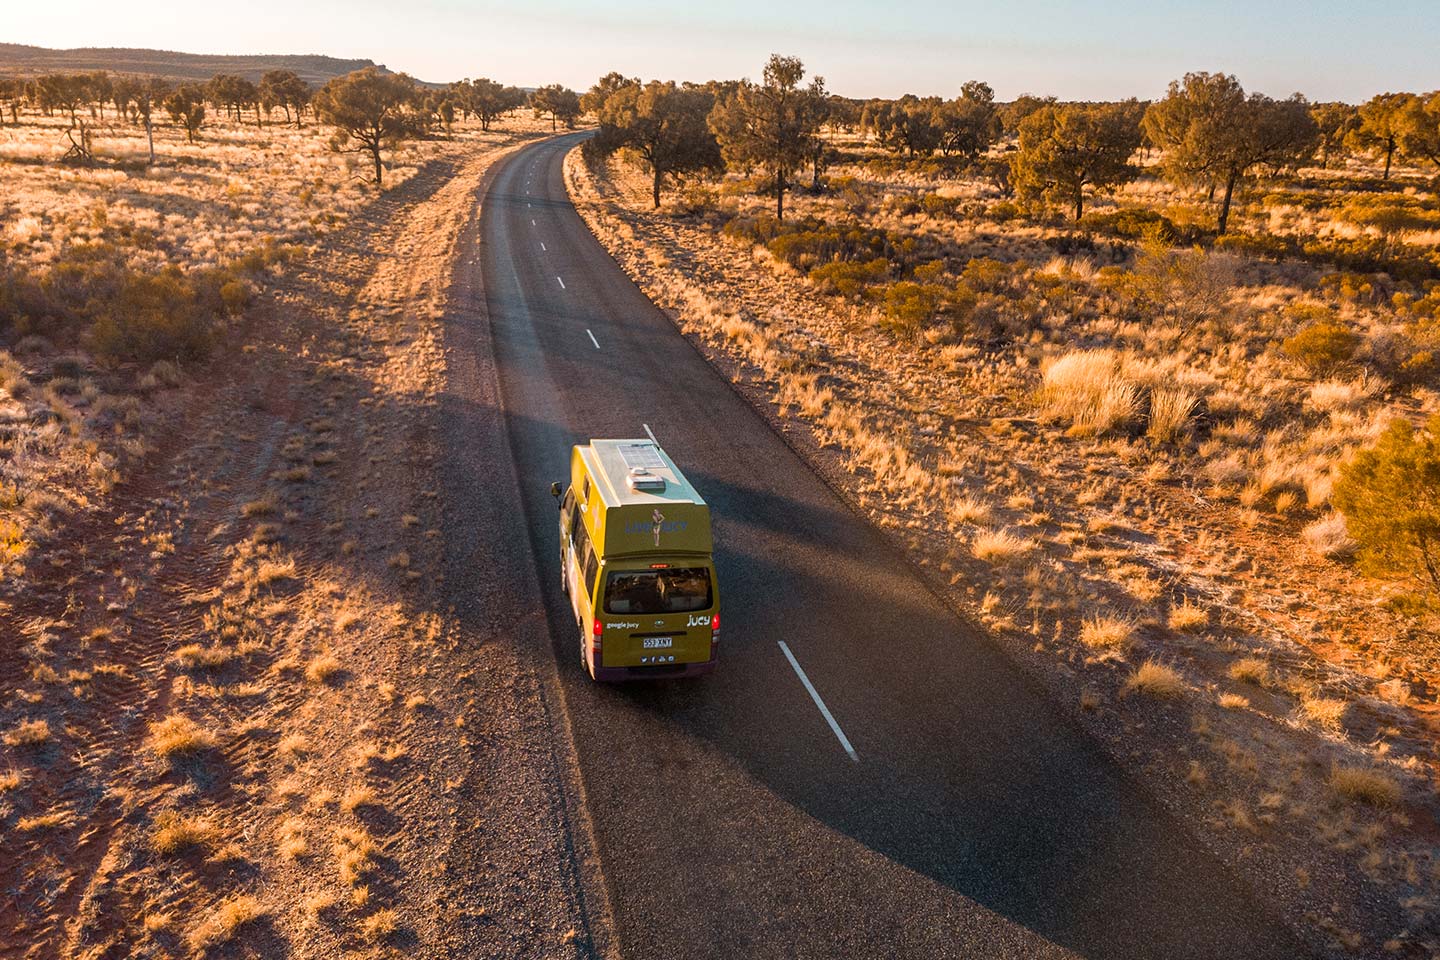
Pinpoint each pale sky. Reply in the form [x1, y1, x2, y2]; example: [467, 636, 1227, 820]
[8, 1, 1438, 102]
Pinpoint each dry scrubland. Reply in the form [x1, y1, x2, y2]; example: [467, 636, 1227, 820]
[0, 108, 596, 957]
[569, 129, 1440, 954]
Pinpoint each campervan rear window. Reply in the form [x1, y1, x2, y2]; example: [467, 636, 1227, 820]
[603, 568, 712, 614]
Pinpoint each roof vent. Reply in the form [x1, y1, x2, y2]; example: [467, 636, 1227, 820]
[627, 466, 666, 492]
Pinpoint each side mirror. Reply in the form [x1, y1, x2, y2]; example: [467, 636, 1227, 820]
[550, 481, 563, 499]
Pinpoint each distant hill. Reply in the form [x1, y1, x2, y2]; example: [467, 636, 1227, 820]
[0, 43, 408, 85]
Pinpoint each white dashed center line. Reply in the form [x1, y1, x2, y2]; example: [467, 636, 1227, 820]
[556, 276, 566, 289]
[540, 242, 547, 252]
[778, 641, 858, 763]
[586, 329, 600, 350]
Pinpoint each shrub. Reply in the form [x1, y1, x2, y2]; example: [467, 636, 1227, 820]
[880, 281, 950, 335]
[1125, 661, 1184, 698]
[1333, 416, 1440, 596]
[1281, 319, 1359, 376]
[1079, 208, 1179, 242]
[808, 258, 889, 299]
[1329, 765, 1401, 807]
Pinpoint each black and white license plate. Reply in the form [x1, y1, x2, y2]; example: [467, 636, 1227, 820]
[641, 637, 673, 649]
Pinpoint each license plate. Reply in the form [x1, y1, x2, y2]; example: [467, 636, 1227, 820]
[641, 637, 673, 649]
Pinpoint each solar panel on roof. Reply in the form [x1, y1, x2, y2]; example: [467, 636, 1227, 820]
[618, 442, 666, 472]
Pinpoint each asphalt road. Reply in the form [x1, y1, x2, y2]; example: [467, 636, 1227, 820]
[473, 132, 1310, 959]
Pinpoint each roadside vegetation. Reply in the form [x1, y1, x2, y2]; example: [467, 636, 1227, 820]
[0, 66, 587, 956]
[574, 55, 1440, 956]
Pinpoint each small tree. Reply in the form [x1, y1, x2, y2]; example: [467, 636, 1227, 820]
[260, 70, 309, 127]
[466, 78, 525, 131]
[135, 78, 171, 164]
[1310, 101, 1358, 168]
[936, 80, 999, 162]
[531, 84, 581, 130]
[1400, 92, 1440, 171]
[708, 54, 823, 221]
[1144, 72, 1317, 234]
[592, 80, 721, 207]
[1011, 101, 1143, 221]
[164, 85, 206, 143]
[862, 95, 942, 158]
[1334, 417, 1440, 597]
[1354, 92, 1417, 180]
[313, 68, 419, 189]
[581, 71, 640, 116]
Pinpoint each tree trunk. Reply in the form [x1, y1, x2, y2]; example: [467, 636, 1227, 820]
[652, 168, 662, 208]
[776, 171, 786, 221]
[1217, 173, 1238, 235]
[1383, 139, 1394, 180]
[145, 112, 154, 165]
[1074, 187, 1084, 222]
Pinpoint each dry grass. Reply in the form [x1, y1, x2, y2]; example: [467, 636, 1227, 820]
[1300, 695, 1348, 730]
[152, 811, 219, 854]
[1080, 614, 1135, 651]
[341, 785, 379, 813]
[305, 654, 344, 685]
[362, 908, 399, 943]
[189, 895, 266, 950]
[1228, 658, 1270, 686]
[1329, 765, 1401, 807]
[1218, 692, 1250, 709]
[277, 816, 307, 860]
[3, 718, 51, 747]
[334, 826, 380, 886]
[17, 811, 74, 831]
[971, 529, 1036, 564]
[1125, 661, 1184, 698]
[947, 495, 991, 526]
[1167, 598, 1208, 633]
[1302, 512, 1357, 560]
[173, 643, 233, 670]
[147, 715, 219, 759]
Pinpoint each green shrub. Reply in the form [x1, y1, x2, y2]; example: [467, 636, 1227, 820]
[808, 258, 889, 299]
[1334, 417, 1440, 597]
[1213, 232, 1297, 261]
[1079, 208, 1179, 242]
[881, 281, 949, 335]
[1281, 319, 1359, 376]
[90, 267, 220, 363]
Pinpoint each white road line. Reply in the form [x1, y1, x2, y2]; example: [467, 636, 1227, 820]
[531, 219, 536, 227]
[778, 641, 858, 762]
[556, 276, 566, 289]
[585, 329, 600, 350]
[642, 423, 658, 445]
[540, 242, 547, 252]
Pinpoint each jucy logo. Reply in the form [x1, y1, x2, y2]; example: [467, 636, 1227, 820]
[686, 614, 711, 628]
[625, 516, 687, 543]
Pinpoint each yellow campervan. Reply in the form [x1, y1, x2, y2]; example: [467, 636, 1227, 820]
[550, 439, 720, 681]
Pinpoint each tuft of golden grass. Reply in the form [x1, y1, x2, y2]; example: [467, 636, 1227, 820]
[255, 557, 296, 585]
[1329, 765, 1401, 807]
[241, 494, 278, 518]
[341, 785, 378, 813]
[947, 495, 991, 526]
[971, 528, 1036, 564]
[1080, 614, 1135, 651]
[142, 912, 173, 933]
[1146, 387, 1198, 443]
[0, 768, 23, 792]
[277, 816, 307, 860]
[334, 826, 379, 886]
[1300, 695, 1347, 730]
[1228, 658, 1270, 686]
[277, 733, 309, 758]
[305, 654, 343, 685]
[3, 718, 51, 747]
[152, 810, 218, 854]
[173, 643, 233, 670]
[189, 895, 266, 950]
[1125, 660, 1184, 698]
[1167, 598, 1208, 633]
[306, 892, 338, 920]
[147, 715, 219, 759]
[362, 908, 399, 943]
[18, 810, 74, 831]
[1218, 692, 1250, 709]
[1302, 512, 1356, 560]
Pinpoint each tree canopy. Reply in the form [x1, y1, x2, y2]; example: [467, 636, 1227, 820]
[313, 67, 420, 188]
[707, 54, 826, 221]
[591, 80, 722, 207]
[1143, 72, 1317, 233]
[1011, 101, 1143, 221]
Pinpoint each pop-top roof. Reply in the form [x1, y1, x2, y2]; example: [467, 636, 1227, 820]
[585, 439, 706, 508]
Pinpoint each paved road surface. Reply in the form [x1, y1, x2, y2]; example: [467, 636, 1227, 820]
[468, 132, 1309, 959]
